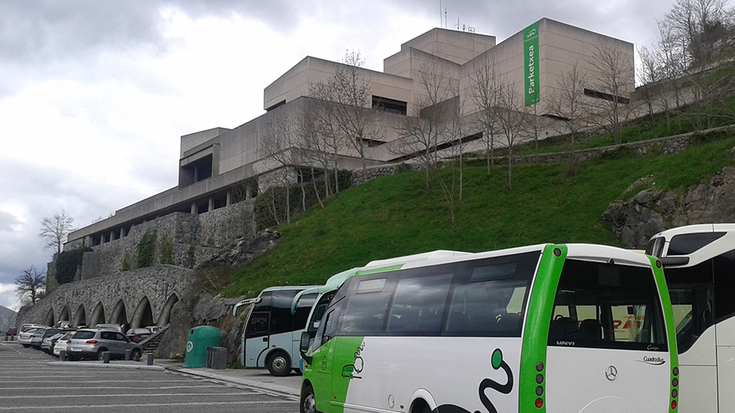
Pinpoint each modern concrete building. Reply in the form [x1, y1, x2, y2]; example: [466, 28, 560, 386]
[65, 18, 634, 252]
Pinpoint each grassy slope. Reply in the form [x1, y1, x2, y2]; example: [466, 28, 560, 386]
[224, 134, 735, 298]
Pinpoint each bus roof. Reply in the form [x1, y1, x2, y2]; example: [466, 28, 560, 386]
[291, 267, 364, 313]
[649, 223, 735, 240]
[361, 250, 472, 272]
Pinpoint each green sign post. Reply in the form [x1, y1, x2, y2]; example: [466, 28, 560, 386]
[524, 22, 540, 106]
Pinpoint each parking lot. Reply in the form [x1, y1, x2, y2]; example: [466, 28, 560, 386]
[0, 341, 299, 412]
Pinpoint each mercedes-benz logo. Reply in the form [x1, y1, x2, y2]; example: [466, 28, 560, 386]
[605, 365, 618, 381]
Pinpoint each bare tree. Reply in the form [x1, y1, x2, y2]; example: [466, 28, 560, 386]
[664, 0, 733, 67]
[259, 110, 300, 225]
[15, 265, 46, 305]
[397, 57, 459, 189]
[39, 210, 74, 257]
[309, 50, 378, 182]
[546, 65, 589, 175]
[469, 53, 502, 174]
[494, 78, 529, 190]
[585, 42, 635, 146]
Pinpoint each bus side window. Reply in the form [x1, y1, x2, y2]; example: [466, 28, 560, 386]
[313, 305, 341, 350]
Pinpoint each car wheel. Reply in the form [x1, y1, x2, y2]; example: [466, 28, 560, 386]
[300, 384, 318, 413]
[22, 344, 30, 348]
[267, 351, 291, 376]
[96, 349, 107, 360]
[131, 349, 142, 362]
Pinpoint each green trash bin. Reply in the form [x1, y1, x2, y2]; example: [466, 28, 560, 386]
[183, 326, 221, 368]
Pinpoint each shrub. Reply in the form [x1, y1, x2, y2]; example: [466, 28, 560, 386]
[56, 248, 91, 284]
[137, 231, 157, 268]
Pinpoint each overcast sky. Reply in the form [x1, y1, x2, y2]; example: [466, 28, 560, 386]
[0, 0, 719, 311]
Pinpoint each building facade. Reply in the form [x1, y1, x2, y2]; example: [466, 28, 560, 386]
[65, 18, 634, 255]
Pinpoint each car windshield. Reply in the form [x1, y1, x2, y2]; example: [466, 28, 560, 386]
[72, 331, 96, 340]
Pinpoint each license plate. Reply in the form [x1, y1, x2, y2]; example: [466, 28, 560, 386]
[70, 347, 81, 352]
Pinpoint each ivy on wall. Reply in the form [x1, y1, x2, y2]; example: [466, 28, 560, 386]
[121, 253, 131, 272]
[160, 235, 174, 265]
[137, 231, 157, 268]
[56, 248, 92, 284]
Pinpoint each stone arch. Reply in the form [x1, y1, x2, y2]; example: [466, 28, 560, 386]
[89, 302, 105, 326]
[110, 300, 128, 326]
[58, 305, 70, 323]
[130, 296, 154, 329]
[72, 304, 86, 327]
[44, 308, 54, 327]
[157, 293, 179, 326]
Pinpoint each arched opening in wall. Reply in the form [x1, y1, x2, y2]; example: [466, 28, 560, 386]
[44, 309, 54, 327]
[89, 302, 105, 326]
[131, 297, 154, 329]
[157, 294, 179, 326]
[110, 300, 128, 326]
[72, 304, 86, 327]
[59, 305, 70, 323]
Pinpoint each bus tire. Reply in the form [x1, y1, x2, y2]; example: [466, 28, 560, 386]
[300, 384, 318, 413]
[267, 351, 291, 376]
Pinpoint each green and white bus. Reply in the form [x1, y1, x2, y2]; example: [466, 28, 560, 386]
[647, 223, 735, 413]
[299, 244, 679, 413]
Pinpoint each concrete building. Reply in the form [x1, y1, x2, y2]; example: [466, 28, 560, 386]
[65, 18, 634, 253]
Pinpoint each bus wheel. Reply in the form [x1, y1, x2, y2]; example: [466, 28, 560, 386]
[268, 351, 291, 376]
[300, 384, 317, 413]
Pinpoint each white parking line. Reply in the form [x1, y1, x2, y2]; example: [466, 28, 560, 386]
[0, 392, 259, 399]
[0, 400, 293, 410]
[0, 385, 226, 391]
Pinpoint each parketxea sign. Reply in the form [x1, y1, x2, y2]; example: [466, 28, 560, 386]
[524, 22, 540, 106]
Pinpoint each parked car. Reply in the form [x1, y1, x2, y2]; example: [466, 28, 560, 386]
[41, 329, 71, 354]
[125, 328, 151, 343]
[94, 324, 123, 332]
[30, 328, 48, 349]
[53, 332, 75, 357]
[20, 324, 47, 333]
[18, 328, 37, 347]
[6, 328, 17, 336]
[146, 326, 162, 334]
[66, 329, 142, 361]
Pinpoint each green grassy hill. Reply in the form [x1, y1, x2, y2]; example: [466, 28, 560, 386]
[223, 132, 735, 298]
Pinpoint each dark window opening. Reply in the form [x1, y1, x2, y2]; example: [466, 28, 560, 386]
[180, 154, 213, 187]
[372, 96, 407, 115]
[668, 232, 726, 256]
[266, 100, 286, 112]
[584, 88, 630, 104]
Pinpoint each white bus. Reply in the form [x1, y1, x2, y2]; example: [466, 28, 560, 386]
[299, 244, 679, 413]
[292, 252, 471, 349]
[241, 285, 317, 375]
[647, 223, 735, 413]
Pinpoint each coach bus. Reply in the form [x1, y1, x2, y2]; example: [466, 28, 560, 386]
[241, 285, 317, 375]
[299, 244, 679, 413]
[647, 223, 735, 413]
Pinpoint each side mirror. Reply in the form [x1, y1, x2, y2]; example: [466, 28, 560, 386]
[300, 331, 313, 365]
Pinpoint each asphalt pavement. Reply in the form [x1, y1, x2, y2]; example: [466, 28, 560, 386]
[46, 351, 303, 398]
[4, 336, 302, 399]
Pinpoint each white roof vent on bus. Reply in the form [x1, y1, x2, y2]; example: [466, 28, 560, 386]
[362, 250, 472, 271]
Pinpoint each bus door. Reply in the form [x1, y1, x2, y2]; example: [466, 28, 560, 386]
[545, 259, 671, 413]
[245, 311, 270, 367]
[309, 302, 344, 413]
